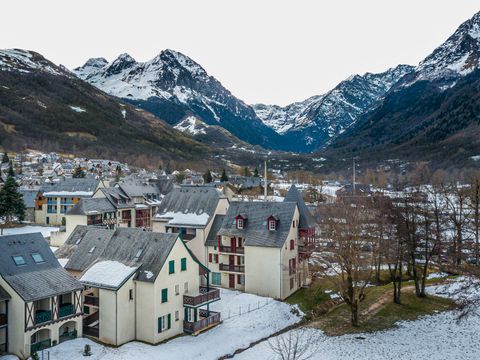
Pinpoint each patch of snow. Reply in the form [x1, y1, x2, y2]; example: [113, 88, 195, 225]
[174, 116, 207, 135]
[155, 211, 210, 226]
[80, 260, 138, 289]
[68, 105, 86, 113]
[43, 191, 93, 196]
[0, 225, 59, 238]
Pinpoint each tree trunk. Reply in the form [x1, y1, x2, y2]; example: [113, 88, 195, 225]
[351, 301, 359, 327]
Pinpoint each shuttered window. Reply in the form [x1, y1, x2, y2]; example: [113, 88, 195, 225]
[169, 260, 175, 274]
[161, 288, 168, 303]
[181, 257, 187, 271]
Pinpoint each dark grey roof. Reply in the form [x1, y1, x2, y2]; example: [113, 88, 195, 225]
[118, 179, 171, 198]
[205, 215, 225, 246]
[99, 187, 132, 208]
[19, 189, 38, 208]
[0, 285, 11, 301]
[67, 197, 116, 215]
[218, 202, 297, 248]
[40, 178, 99, 195]
[155, 185, 226, 225]
[0, 233, 82, 301]
[60, 226, 179, 284]
[284, 185, 316, 229]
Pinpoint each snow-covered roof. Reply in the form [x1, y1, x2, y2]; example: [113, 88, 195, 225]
[156, 211, 210, 227]
[80, 260, 138, 290]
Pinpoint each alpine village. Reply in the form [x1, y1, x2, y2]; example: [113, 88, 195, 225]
[2, 4, 480, 360]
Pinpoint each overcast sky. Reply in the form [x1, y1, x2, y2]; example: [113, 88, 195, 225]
[1, 1, 479, 105]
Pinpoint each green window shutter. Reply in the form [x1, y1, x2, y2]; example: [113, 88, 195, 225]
[158, 317, 162, 333]
[167, 313, 171, 329]
[184, 307, 188, 321]
[169, 260, 175, 274]
[181, 258, 187, 271]
[161, 288, 168, 303]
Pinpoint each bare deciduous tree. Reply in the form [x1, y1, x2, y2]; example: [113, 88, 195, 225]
[268, 328, 322, 360]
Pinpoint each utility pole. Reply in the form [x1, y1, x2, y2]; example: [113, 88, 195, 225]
[352, 158, 356, 196]
[264, 159, 268, 201]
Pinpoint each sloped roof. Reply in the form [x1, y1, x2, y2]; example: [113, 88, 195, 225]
[205, 214, 225, 246]
[217, 202, 297, 248]
[155, 185, 226, 227]
[40, 178, 99, 196]
[19, 189, 38, 208]
[284, 185, 316, 229]
[118, 178, 172, 198]
[0, 233, 82, 301]
[67, 197, 116, 215]
[60, 226, 179, 285]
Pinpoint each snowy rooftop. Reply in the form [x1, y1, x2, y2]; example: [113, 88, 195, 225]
[80, 260, 138, 289]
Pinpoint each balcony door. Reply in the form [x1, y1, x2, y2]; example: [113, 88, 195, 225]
[229, 274, 235, 288]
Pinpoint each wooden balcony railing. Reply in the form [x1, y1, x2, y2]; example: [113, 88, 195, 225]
[35, 310, 52, 325]
[59, 304, 74, 318]
[219, 246, 244, 254]
[31, 339, 51, 354]
[84, 295, 99, 307]
[183, 287, 220, 307]
[219, 263, 244, 273]
[183, 310, 221, 334]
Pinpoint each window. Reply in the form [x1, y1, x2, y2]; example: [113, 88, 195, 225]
[129, 289, 134, 300]
[237, 274, 245, 285]
[181, 258, 187, 271]
[175, 284, 180, 295]
[157, 314, 171, 333]
[175, 310, 179, 321]
[209, 253, 213, 263]
[169, 260, 175, 274]
[212, 272, 221, 285]
[292, 220, 296, 228]
[184, 282, 188, 294]
[31, 253, 45, 264]
[12, 255, 26, 266]
[135, 249, 143, 258]
[237, 218, 244, 229]
[268, 220, 276, 231]
[88, 246, 95, 254]
[290, 278, 294, 290]
[161, 288, 168, 303]
[290, 239, 295, 250]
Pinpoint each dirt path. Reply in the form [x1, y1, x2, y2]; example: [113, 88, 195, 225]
[360, 285, 415, 318]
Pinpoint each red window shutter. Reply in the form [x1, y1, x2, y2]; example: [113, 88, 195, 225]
[214, 254, 218, 263]
[209, 253, 212, 263]
[237, 256, 241, 265]
[290, 239, 294, 250]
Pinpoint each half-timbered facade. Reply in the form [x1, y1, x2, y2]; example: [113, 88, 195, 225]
[0, 233, 83, 358]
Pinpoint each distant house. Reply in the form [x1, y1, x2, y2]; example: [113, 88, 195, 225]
[57, 226, 220, 345]
[152, 185, 229, 265]
[35, 178, 102, 226]
[19, 189, 38, 222]
[0, 233, 83, 358]
[206, 199, 308, 300]
[336, 183, 372, 197]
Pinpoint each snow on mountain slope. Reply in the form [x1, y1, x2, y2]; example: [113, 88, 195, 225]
[73, 49, 284, 150]
[253, 64, 414, 150]
[0, 49, 66, 76]
[174, 116, 208, 135]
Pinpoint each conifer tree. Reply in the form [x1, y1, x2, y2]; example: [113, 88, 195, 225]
[203, 169, 213, 184]
[7, 162, 15, 178]
[72, 165, 86, 178]
[243, 167, 250, 177]
[0, 173, 25, 226]
[1, 152, 9, 164]
[253, 167, 259, 177]
[220, 169, 229, 182]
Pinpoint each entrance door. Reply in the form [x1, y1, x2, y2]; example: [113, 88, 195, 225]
[229, 274, 235, 288]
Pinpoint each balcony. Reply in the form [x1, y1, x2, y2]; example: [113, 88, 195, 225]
[59, 304, 74, 318]
[219, 246, 244, 254]
[35, 310, 52, 325]
[0, 313, 7, 327]
[31, 339, 51, 354]
[59, 330, 77, 343]
[84, 295, 99, 307]
[184, 310, 221, 335]
[219, 263, 244, 273]
[184, 287, 220, 307]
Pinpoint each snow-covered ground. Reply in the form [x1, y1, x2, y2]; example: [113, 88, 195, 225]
[236, 278, 480, 360]
[0, 225, 59, 238]
[0, 289, 300, 360]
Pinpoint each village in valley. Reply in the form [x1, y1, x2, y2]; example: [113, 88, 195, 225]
[0, 148, 480, 360]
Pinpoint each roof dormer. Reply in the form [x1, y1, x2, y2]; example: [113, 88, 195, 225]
[267, 215, 278, 231]
[235, 214, 247, 229]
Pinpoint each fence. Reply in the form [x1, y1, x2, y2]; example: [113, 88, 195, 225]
[222, 298, 272, 321]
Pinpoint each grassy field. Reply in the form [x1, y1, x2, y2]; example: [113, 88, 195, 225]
[286, 275, 456, 336]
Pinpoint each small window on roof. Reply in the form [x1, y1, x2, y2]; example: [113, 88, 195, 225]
[12, 255, 26, 266]
[135, 249, 143, 258]
[31, 253, 45, 264]
[88, 246, 96, 254]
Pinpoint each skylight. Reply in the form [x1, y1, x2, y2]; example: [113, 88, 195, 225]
[135, 249, 143, 258]
[88, 246, 96, 254]
[31, 253, 45, 264]
[12, 255, 26, 266]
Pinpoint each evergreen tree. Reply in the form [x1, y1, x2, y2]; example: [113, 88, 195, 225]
[253, 167, 259, 177]
[0, 174, 25, 225]
[220, 169, 229, 182]
[1, 152, 9, 164]
[203, 169, 213, 184]
[8, 162, 15, 178]
[243, 167, 249, 177]
[72, 165, 86, 178]
[165, 161, 172, 175]
[115, 164, 123, 182]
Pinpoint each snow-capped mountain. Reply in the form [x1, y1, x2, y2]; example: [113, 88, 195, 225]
[73, 50, 284, 150]
[253, 64, 414, 150]
[0, 49, 69, 76]
[399, 11, 480, 88]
